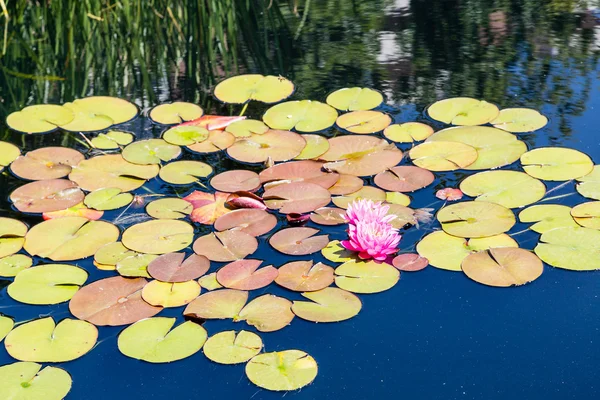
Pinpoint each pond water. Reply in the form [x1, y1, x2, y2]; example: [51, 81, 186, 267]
[1, 1, 600, 399]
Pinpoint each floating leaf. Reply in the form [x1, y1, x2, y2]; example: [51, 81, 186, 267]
[24, 217, 119, 261]
[263, 100, 338, 132]
[275, 260, 334, 292]
[69, 154, 159, 192]
[416, 231, 517, 271]
[0, 362, 72, 400]
[58, 103, 116, 132]
[321, 240, 357, 263]
[374, 166, 434, 193]
[227, 130, 306, 163]
[383, 122, 434, 143]
[183, 191, 231, 224]
[147, 253, 210, 282]
[10, 179, 84, 213]
[0, 218, 27, 258]
[387, 204, 420, 228]
[576, 165, 600, 200]
[8, 264, 87, 305]
[521, 147, 594, 181]
[122, 139, 181, 165]
[210, 170, 260, 193]
[193, 230, 258, 262]
[162, 125, 209, 146]
[326, 87, 383, 111]
[213, 209, 277, 236]
[198, 272, 223, 291]
[184, 289, 248, 320]
[295, 134, 330, 160]
[462, 248, 543, 287]
[225, 191, 266, 210]
[122, 220, 194, 254]
[10, 147, 84, 180]
[264, 182, 331, 214]
[42, 202, 104, 220]
[216, 259, 278, 290]
[1, 315, 14, 341]
[116, 253, 157, 278]
[310, 207, 346, 226]
[203, 330, 262, 364]
[246, 350, 318, 391]
[180, 115, 246, 131]
[236, 294, 294, 332]
[4, 317, 97, 362]
[118, 317, 207, 363]
[332, 186, 386, 209]
[94, 241, 135, 266]
[491, 108, 548, 132]
[427, 97, 499, 125]
[336, 110, 391, 134]
[392, 253, 429, 272]
[225, 119, 269, 137]
[518, 204, 578, 233]
[328, 174, 364, 195]
[260, 160, 339, 189]
[60, 96, 138, 131]
[437, 201, 515, 238]
[69, 276, 162, 326]
[146, 198, 193, 219]
[291, 287, 361, 322]
[84, 187, 133, 210]
[459, 170, 546, 208]
[159, 160, 213, 184]
[269, 227, 329, 255]
[214, 74, 294, 104]
[91, 130, 134, 149]
[0, 141, 20, 172]
[150, 102, 204, 125]
[534, 227, 600, 271]
[385, 192, 411, 206]
[187, 129, 235, 153]
[435, 188, 464, 201]
[410, 141, 478, 171]
[6, 104, 74, 134]
[334, 260, 399, 293]
[571, 202, 600, 229]
[0, 254, 33, 277]
[142, 280, 201, 307]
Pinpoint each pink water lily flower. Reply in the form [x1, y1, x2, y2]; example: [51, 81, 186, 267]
[344, 199, 396, 225]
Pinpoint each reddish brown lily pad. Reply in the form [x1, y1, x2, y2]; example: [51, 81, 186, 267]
[214, 209, 277, 237]
[392, 253, 429, 272]
[269, 227, 329, 255]
[259, 160, 339, 189]
[10, 179, 84, 213]
[328, 174, 364, 195]
[374, 166, 435, 192]
[227, 130, 306, 163]
[183, 191, 232, 225]
[210, 170, 261, 193]
[11, 147, 84, 181]
[310, 207, 346, 226]
[193, 230, 258, 262]
[187, 130, 236, 153]
[263, 182, 331, 214]
[147, 253, 210, 283]
[275, 261, 335, 292]
[216, 259, 278, 290]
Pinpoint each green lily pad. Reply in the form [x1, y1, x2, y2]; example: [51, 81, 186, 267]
[6, 105, 74, 134]
[427, 97, 499, 125]
[571, 202, 600, 229]
[0, 254, 33, 277]
[0, 217, 28, 258]
[0, 141, 20, 172]
[518, 205, 578, 233]
[263, 100, 338, 132]
[94, 241, 136, 266]
[91, 130, 134, 149]
[459, 170, 546, 208]
[225, 119, 269, 138]
[184, 289, 248, 320]
[60, 96, 138, 132]
[336, 111, 392, 134]
[60, 101, 113, 132]
[383, 122, 434, 143]
[150, 102, 204, 125]
[141, 280, 201, 307]
[162, 125, 209, 146]
[146, 198, 193, 219]
[0, 362, 72, 400]
[295, 134, 330, 160]
[275, 261, 334, 292]
[291, 287, 362, 322]
[321, 240, 358, 263]
[246, 350, 318, 391]
[8, 264, 87, 305]
[521, 147, 594, 181]
[122, 220, 194, 254]
[236, 294, 295, 332]
[462, 248, 543, 287]
[203, 330, 262, 364]
[198, 273, 223, 291]
[227, 130, 306, 163]
[534, 226, 600, 271]
[84, 187, 133, 210]
[118, 317, 207, 363]
[122, 139, 181, 165]
[4, 317, 97, 362]
[214, 74, 294, 104]
[1, 315, 14, 342]
[159, 160, 213, 184]
[326, 87, 383, 111]
[437, 201, 516, 238]
[576, 165, 600, 200]
[334, 260, 400, 293]
[491, 108, 548, 133]
[409, 141, 478, 171]
[116, 253, 157, 278]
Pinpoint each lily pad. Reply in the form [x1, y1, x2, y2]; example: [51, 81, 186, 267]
[328, 174, 364, 195]
[416, 231, 518, 271]
[60, 96, 138, 131]
[214, 209, 277, 236]
[150, 102, 204, 125]
[291, 287, 361, 322]
[437, 201, 516, 238]
[122, 139, 181, 165]
[7, 264, 87, 305]
[4, 317, 97, 362]
[264, 182, 331, 214]
[225, 119, 269, 137]
[0, 315, 14, 341]
[57, 103, 115, 132]
[321, 240, 358, 263]
[326, 87, 383, 111]
[122, 220, 194, 254]
[91, 130, 134, 149]
[183, 191, 231, 224]
[534, 226, 600, 271]
[427, 97, 499, 125]
[227, 130, 306, 163]
[69, 276, 162, 326]
[295, 134, 330, 160]
[198, 272, 223, 291]
[459, 170, 546, 208]
[374, 166, 434, 192]
[162, 125, 209, 146]
[42, 201, 104, 220]
[576, 166, 600, 200]
[387, 204, 420, 228]
[211, 170, 260, 192]
[462, 248, 543, 287]
[336, 111, 392, 134]
[115, 253, 157, 278]
[147, 253, 210, 282]
[184, 289, 248, 320]
[84, 187, 133, 210]
[518, 204, 578, 233]
[10, 179, 84, 213]
[246, 350, 318, 392]
[180, 115, 245, 130]
[214, 74, 294, 104]
[94, 242, 136, 266]
[0, 218, 28, 258]
[410, 141, 478, 171]
[0, 141, 20, 172]
[332, 186, 386, 209]
[571, 202, 600, 229]
[0, 254, 33, 277]
[118, 317, 207, 363]
[10, 147, 84, 180]
[263, 100, 338, 132]
[146, 198, 193, 219]
[187, 129, 235, 153]
[386, 191, 411, 206]
[521, 147, 594, 181]
[193, 230, 258, 262]
[310, 207, 346, 226]
[142, 280, 201, 308]
[216, 259, 277, 290]
[0, 362, 72, 400]
[383, 122, 434, 143]
[491, 108, 548, 132]
[203, 330, 262, 364]
[334, 260, 399, 293]
[260, 160, 339, 189]
[159, 160, 213, 185]
[392, 253, 429, 272]
[6, 104, 74, 134]
[69, 154, 159, 192]
[24, 217, 119, 261]
[270, 227, 329, 255]
[236, 294, 294, 332]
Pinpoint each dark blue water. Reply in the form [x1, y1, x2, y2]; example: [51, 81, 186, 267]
[2, 1, 600, 399]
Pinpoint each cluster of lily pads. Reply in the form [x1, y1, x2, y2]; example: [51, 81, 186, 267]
[0, 73, 598, 398]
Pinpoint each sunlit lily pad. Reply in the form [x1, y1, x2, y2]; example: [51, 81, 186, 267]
[459, 170, 545, 208]
[275, 261, 334, 292]
[211, 170, 260, 192]
[187, 129, 235, 153]
[410, 141, 478, 171]
[4, 317, 97, 362]
[291, 287, 361, 322]
[0, 218, 28, 258]
[193, 230, 258, 262]
[270, 227, 329, 255]
[521, 147, 594, 181]
[260, 160, 339, 189]
[162, 125, 209, 146]
[122, 220, 194, 254]
[374, 166, 434, 193]
[387, 204, 420, 228]
[0, 315, 14, 342]
[321, 240, 358, 263]
[462, 248, 543, 287]
[310, 207, 346, 226]
[142, 280, 201, 307]
[0, 254, 33, 277]
[214, 209, 277, 237]
[571, 202, 600, 229]
[203, 330, 262, 364]
[69, 154, 159, 192]
[236, 294, 295, 332]
[91, 130, 134, 149]
[7, 264, 87, 305]
[576, 166, 600, 200]
[332, 186, 386, 209]
[383, 122, 434, 143]
[24, 217, 119, 261]
[263, 100, 338, 132]
[392, 253, 429, 272]
[264, 182, 331, 214]
[491, 108, 548, 132]
[0, 141, 20, 172]
[10, 147, 84, 180]
[42, 201, 104, 220]
[534, 226, 600, 271]
[0, 362, 72, 400]
[328, 174, 363, 195]
[146, 198, 193, 219]
[227, 130, 306, 163]
[334, 259, 399, 293]
[58, 103, 114, 132]
[295, 134, 330, 160]
[118, 317, 207, 363]
[326, 87, 383, 111]
[225, 119, 269, 138]
[69, 276, 162, 326]
[122, 139, 181, 165]
[150, 102, 204, 124]
[214, 74, 294, 104]
[427, 97, 499, 125]
[184, 289, 248, 320]
[6, 104, 74, 134]
[147, 253, 210, 282]
[416, 231, 518, 271]
[84, 187, 133, 210]
[183, 191, 232, 224]
[336, 110, 392, 134]
[10, 179, 84, 213]
[426, 126, 527, 170]
[116, 253, 157, 278]
[60, 96, 138, 131]
[246, 350, 318, 391]
[437, 201, 515, 238]
[159, 160, 213, 184]
[386, 191, 411, 206]
[198, 272, 223, 291]
[216, 259, 277, 290]
[518, 204, 578, 233]
[94, 241, 135, 266]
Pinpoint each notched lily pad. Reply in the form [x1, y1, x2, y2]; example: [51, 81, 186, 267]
[216, 259, 278, 290]
[122, 139, 181, 165]
[150, 102, 204, 125]
[211, 170, 260, 193]
[147, 252, 210, 282]
[0, 141, 20, 172]
[291, 287, 362, 323]
[225, 119, 269, 137]
[260, 160, 339, 189]
[521, 147, 593, 181]
[275, 261, 335, 292]
[269, 227, 329, 255]
[295, 134, 330, 160]
[459, 170, 546, 208]
[0, 254, 33, 277]
[203, 330, 262, 364]
[518, 204, 578, 233]
[8, 264, 87, 305]
[10, 147, 84, 180]
[214, 209, 277, 236]
[263, 100, 338, 132]
[334, 260, 399, 294]
[142, 280, 201, 308]
[437, 201, 515, 238]
[263, 182, 331, 214]
[159, 160, 213, 184]
[0, 362, 72, 400]
[214, 74, 294, 104]
[410, 141, 478, 171]
[571, 202, 600, 229]
[534, 226, 600, 271]
[427, 97, 499, 125]
[462, 248, 543, 287]
[184, 289, 248, 320]
[374, 166, 434, 193]
[163, 125, 209, 146]
[326, 87, 383, 111]
[246, 350, 318, 391]
[491, 108, 548, 133]
[310, 207, 346, 226]
[383, 122, 434, 143]
[122, 220, 194, 254]
[91, 130, 134, 149]
[146, 198, 193, 219]
[392, 253, 429, 272]
[183, 191, 232, 224]
[193, 230, 258, 262]
[0, 217, 28, 258]
[6, 104, 74, 134]
[336, 110, 392, 134]
[10, 179, 84, 213]
[84, 187, 133, 210]
[227, 130, 306, 163]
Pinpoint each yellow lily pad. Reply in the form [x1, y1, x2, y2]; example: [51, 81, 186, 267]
[94, 241, 136, 266]
[116, 253, 157, 278]
[84, 187, 133, 210]
[409, 141, 478, 171]
[60, 96, 137, 131]
[0, 217, 28, 258]
[225, 119, 269, 138]
[576, 165, 600, 200]
[383, 122, 434, 143]
[462, 247, 543, 287]
[571, 202, 600, 229]
[0, 362, 72, 400]
[162, 125, 209, 146]
[150, 102, 203, 124]
[141, 280, 201, 307]
[534, 226, 600, 271]
[491, 108, 548, 132]
[0, 141, 20, 171]
[6, 105, 74, 134]
[198, 272, 223, 291]
[321, 240, 358, 263]
[184, 289, 248, 320]
[236, 294, 294, 332]
[263, 100, 338, 132]
[295, 134, 330, 160]
[203, 330, 262, 364]
[334, 260, 400, 293]
[291, 287, 361, 322]
[386, 191, 411, 206]
[427, 97, 499, 125]
[459, 170, 546, 208]
[521, 147, 594, 181]
[146, 198, 193, 219]
[246, 350, 318, 391]
[7, 264, 87, 305]
[159, 160, 213, 184]
[1, 315, 14, 342]
[336, 110, 392, 134]
[326, 87, 383, 111]
[437, 201, 516, 238]
[332, 186, 386, 209]
[518, 204, 578, 233]
[214, 74, 294, 104]
[0, 254, 33, 277]
[122, 139, 181, 165]
[122, 220, 194, 254]
[91, 130, 134, 149]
